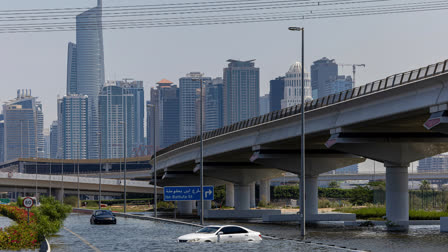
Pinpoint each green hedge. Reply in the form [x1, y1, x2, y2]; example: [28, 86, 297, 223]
[273, 185, 373, 205]
[338, 207, 448, 220]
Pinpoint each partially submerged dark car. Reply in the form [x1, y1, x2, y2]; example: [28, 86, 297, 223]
[90, 210, 117, 224]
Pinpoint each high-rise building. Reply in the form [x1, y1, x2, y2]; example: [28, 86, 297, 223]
[116, 79, 145, 151]
[259, 94, 270, 115]
[205, 78, 224, 132]
[74, 0, 105, 159]
[36, 102, 45, 158]
[179, 73, 211, 140]
[50, 121, 59, 159]
[148, 79, 180, 150]
[66, 42, 77, 95]
[3, 90, 42, 161]
[43, 129, 50, 158]
[269, 76, 285, 112]
[328, 75, 353, 94]
[99, 82, 135, 159]
[311, 57, 338, 99]
[281, 62, 312, 109]
[60, 94, 89, 159]
[0, 114, 4, 164]
[418, 154, 448, 173]
[223, 59, 260, 125]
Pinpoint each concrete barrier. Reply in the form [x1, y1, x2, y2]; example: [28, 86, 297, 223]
[263, 213, 356, 223]
[204, 209, 281, 219]
[441, 217, 448, 232]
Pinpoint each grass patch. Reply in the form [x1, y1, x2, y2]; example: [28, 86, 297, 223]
[336, 206, 448, 220]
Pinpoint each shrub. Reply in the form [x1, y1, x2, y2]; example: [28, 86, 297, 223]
[157, 201, 175, 209]
[64, 196, 78, 207]
[31, 196, 72, 238]
[349, 186, 373, 205]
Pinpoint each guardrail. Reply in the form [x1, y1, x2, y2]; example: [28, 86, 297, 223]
[157, 59, 448, 157]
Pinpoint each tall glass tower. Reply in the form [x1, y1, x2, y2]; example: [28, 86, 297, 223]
[75, 0, 105, 159]
[223, 59, 260, 125]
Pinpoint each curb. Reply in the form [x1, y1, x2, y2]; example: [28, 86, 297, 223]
[39, 236, 51, 252]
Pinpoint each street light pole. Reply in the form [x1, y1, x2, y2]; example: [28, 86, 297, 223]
[123, 96, 128, 213]
[192, 76, 205, 225]
[289, 26, 306, 238]
[77, 142, 80, 208]
[98, 132, 102, 209]
[147, 103, 157, 218]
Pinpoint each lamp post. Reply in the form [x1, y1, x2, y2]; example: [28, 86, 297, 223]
[147, 103, 158, 217]
[289, 26, 306, 238]
[192, 76, 205, 225]
[120, 95, 128, 213]
[98, 132, 102, 209]
[59, 147, 64, 204]
[77, 142, 80, 208]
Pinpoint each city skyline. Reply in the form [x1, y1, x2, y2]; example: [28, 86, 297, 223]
[1, 1, 447, 129]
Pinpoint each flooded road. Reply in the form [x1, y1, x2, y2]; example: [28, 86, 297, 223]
[50, 214, 341, 252]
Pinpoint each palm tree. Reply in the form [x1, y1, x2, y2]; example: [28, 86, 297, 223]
[420, 180, 431, 191]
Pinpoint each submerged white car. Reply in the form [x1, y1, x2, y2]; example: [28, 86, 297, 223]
[178, 225, 262, 243]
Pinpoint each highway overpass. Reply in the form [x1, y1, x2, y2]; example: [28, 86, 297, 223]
[149, 59, 448, 230]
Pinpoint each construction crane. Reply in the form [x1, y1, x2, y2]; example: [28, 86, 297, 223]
[338, 63, 366, 87]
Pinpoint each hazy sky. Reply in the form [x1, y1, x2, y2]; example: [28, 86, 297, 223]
[1, 0, 448, 133]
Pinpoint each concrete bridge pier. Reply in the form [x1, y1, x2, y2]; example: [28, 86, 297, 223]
[53, 189, 63, 202]
[259, 179, 271, 203]
[177, 201, 193, 215]
[250, 182, 256, 208]
[385, 163, 409, 231]
[325, 129, 448, 231]
[305, 175, 318, 218]
[225, 183, 234, 207]
[234, 184, 250, 210]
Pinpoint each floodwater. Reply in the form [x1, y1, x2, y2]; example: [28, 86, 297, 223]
[50, 214, 337, 252]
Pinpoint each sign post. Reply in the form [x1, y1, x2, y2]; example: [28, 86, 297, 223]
[23, 197, 34, 223]
[164, 186, 214, 201]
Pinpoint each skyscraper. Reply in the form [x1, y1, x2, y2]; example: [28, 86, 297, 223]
[179, 73, 211, 140]
[269, 76, 285, 112]
[50, 121, 59, 159]
[418, 154, 448, 173]
[3, 90, 42, 161]
[99, 82, 135, 159]
[66, 42, 77, 95]
[281, 62, 312, 109]
[328, 75, 353, 94]
[75, 0, 105, 158]
[205, 78, 224, 132]
[116, 79, 145, 151]
[148, 79, 180, 150]
[311, 57, 338, 99]
[259, 94, 270, 115]
[223, 59, 260, 125]
[60, 95, 89, 159]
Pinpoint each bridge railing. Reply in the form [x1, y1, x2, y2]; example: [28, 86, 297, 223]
[156, 59, 448, 157]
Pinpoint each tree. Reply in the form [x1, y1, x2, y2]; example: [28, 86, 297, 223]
[420, 180, 431, 191]
[328, 181, 340, 189]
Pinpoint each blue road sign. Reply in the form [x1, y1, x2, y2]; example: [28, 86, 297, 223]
[164, 186, 214, 201]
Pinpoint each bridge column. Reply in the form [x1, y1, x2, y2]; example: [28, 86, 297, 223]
[385, 163, 409, 231]
[225, 183, 234, 207]
[177, 201, 193, 215]
[234, 184, 250, 210]
[250, 182, 256, 208]
[259, 179, 270, 203]
[305, 175, 318, 218]
[54, 189, 64, 202]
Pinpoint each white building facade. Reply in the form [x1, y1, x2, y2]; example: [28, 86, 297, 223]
[281, 62, 312, 109]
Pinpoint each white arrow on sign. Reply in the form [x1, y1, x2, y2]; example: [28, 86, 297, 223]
[205, 189, 212, 199]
